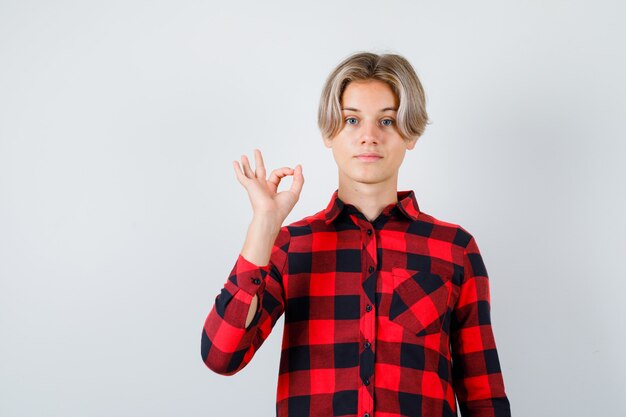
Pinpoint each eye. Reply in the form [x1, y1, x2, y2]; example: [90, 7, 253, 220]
[345, 117, 358, 125]
[381, 118, 395, 127]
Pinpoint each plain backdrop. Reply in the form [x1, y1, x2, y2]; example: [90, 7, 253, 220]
[1, 1, 625, 416]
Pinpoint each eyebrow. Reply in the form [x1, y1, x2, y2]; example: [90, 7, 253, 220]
[341, 107, 398, 112]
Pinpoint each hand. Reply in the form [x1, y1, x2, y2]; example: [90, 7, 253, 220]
[233, 149, 304, 226]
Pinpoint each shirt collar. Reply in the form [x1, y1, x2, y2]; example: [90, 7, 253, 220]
[323, 188, 420, 225]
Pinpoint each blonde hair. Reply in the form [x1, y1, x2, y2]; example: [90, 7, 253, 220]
[317, 51, 430, 142]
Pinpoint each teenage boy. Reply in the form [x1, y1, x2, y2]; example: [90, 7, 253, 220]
[201, 51, 511, 417]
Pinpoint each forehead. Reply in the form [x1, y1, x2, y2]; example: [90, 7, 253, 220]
[341, 79, 398, 108]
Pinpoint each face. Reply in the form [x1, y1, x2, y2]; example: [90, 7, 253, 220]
[323, 79, 417, 188]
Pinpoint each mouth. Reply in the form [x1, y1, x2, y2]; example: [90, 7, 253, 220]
[355, 155, 382, 162]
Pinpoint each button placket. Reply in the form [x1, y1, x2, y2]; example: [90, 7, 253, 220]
[358, 220, 377, 416]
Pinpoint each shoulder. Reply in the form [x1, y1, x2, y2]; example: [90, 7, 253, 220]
[281, 209, 328, 236]
[416, 209, 476, 250]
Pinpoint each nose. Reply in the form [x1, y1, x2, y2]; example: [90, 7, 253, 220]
[360, 120, 380, 144]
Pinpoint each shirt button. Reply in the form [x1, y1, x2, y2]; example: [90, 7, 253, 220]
[365, 304, 372, 312]
[367, 229, 372, 235]
[363, 378, 370, 386]
[368, 266, 374, 273]
[252, 278, 261, 285]
[364, 413, 370, 417]
[364, 341, 371, 349]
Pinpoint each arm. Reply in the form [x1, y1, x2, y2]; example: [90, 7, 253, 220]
[201, 222, 290, 375]
[200, 149, 303, 376]
[241, 215, 284, 328]
[450, 234, 511, 417]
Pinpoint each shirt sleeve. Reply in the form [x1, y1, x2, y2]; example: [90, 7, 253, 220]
[201, 225, 290, 376]
[450, 234, 511, 417]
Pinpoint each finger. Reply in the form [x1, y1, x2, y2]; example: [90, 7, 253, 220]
[267, 167, 294, 193]
[289, 164, 305, 196]
[254, 149, 266, 181]
[267, 167, 294, 185]
[241, 154, 255, 178]
[233, 160, 248, 185]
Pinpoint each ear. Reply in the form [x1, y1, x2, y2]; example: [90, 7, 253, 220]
[323, 136, 333, 148]
[405, 136, 418, 150]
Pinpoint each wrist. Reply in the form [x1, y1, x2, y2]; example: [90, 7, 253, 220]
[250, 214, 282, 235]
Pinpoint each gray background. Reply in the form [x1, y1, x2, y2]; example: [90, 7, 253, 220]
[1, 1, 625, 416]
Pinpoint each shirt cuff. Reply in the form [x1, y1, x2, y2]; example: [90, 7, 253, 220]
[229, 253, 271, 296]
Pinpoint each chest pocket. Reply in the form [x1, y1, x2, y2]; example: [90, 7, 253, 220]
[389, 267, 452, 336]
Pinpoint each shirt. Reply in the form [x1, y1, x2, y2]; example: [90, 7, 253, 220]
[201, 189, 511, 417]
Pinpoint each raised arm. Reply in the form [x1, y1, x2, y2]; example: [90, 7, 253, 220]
[201, 149, 304, 375]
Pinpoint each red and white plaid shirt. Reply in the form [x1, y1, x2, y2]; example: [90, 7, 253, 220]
[202, 189, 511, 417]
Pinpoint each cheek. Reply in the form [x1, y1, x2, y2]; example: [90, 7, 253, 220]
[332, 141, 351, 160]
[331, 146, 347, 165]
[388, 150, 406, 166]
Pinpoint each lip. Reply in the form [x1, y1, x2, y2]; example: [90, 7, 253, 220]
[355, 153, 382, 162]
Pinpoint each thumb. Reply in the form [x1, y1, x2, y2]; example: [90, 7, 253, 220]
[289, 164, 304, 196]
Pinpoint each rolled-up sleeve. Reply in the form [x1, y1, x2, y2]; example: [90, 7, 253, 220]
[201, 226, 290, 376]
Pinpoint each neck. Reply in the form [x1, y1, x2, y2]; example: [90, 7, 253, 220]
[337, 179, 398, 222]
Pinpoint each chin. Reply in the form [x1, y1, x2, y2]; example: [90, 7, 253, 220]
[350, 174, 387, 185]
